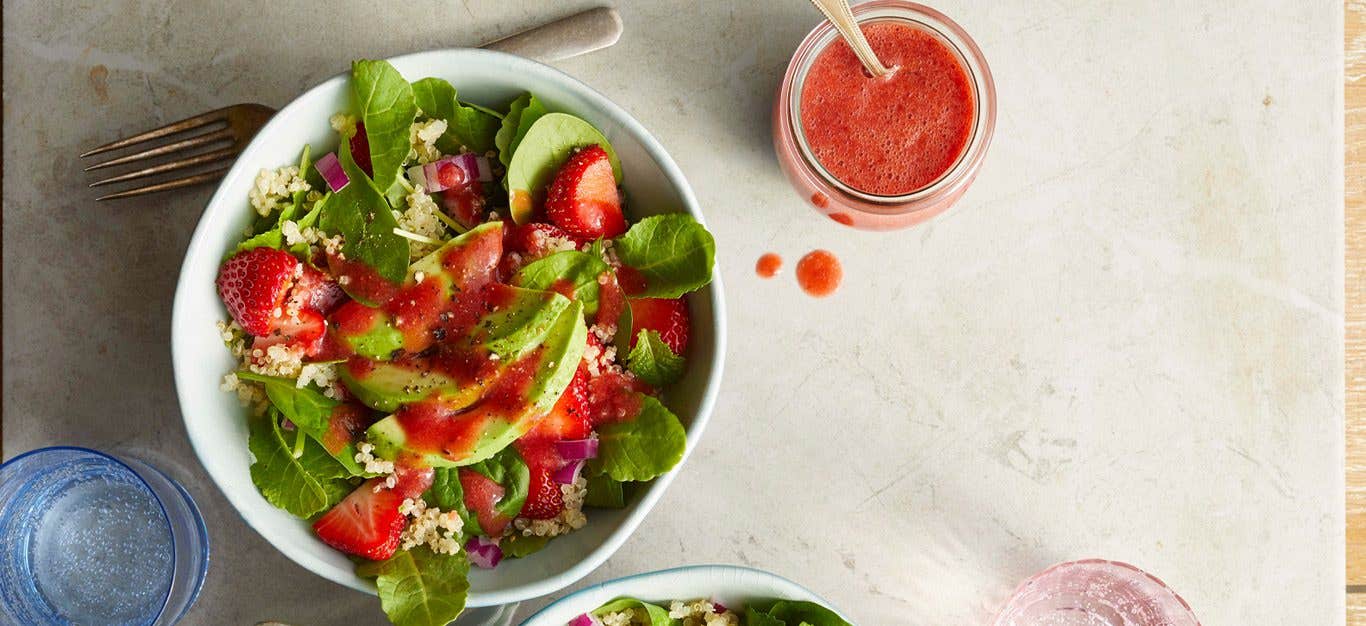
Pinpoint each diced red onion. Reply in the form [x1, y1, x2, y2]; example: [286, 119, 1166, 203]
[465, 536, 503, 569]
[314, 152, 350, 192]
[568, 614, 595, 626]
[555, 438, 599, 461]
[280, 418, 296, 431]
[407, 154, 492, 193]
[552, 459, 585, 485]
[711, 600, 729, 613]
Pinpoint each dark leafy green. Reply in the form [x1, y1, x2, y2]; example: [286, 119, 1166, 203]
[247, 411, 351, 518]
[583, 474, 627, 508]
[613, 214, 716, 299]
[588, 395, 687, 482]
[356, 547, 470, 626]
[513, 250, 611, 316]
[351, 60, 417, 192]
[412, 77, 500, 155]
[626, 329, 686, 387]
[318, 137, 409, 295]
[463, 447, 530, 523]
[592, 598, 672, 626]
[751, 600, 852, 626]
[236, 371, 363, 475]
[495, 93, 547, 167]
[423, 468, 479, 534]
[501, 534, 551, 558]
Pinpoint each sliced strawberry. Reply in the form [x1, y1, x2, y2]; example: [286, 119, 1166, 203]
[312, 478, 405, 561]
[523, 365, 591, 442]
[217, 247, 301, 336]
[287, 264, 347, 316]
[515, 441, 564, 520]
[252, 308, 326, 356]
[544, 145, 625, 240]
[459, 469, 511, 536]
[440, 179, 486, 229]
[350, 121, 373, 178]
[627, 297, 690, 355]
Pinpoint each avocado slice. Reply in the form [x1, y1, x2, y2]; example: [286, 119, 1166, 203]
[330, 221, 503, 359]
[338, 285, 575, 412]
[366, 299, 588, 467]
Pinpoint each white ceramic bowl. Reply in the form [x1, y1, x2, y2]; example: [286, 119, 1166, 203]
[171, 49, 727, 607]
[518, 565, 853, 625]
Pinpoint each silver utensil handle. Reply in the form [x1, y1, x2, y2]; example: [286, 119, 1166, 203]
[481, 7, 623, 63]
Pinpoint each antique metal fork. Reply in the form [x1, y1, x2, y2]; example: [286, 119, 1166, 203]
[81, 103, 275, 200]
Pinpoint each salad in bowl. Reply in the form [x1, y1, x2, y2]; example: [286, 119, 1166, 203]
[520, 565, 854, 626]
[203, 58, 715, 625]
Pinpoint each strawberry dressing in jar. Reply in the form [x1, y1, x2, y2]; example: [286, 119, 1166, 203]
[774, 1, 996, 230]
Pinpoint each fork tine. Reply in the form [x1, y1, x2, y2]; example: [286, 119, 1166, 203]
[88, 146, 239, 188]
[95, 166, 232, 201]
[80, 107, 229, 158]
[83, 127, 234, 172]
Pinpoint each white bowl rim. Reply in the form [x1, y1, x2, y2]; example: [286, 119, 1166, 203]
[171, 47, 728, 607]
[516, 564, 854, 625]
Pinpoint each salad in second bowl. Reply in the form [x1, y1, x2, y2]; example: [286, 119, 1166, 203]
[214, 58, 715, 626]
[567, 596, 851, 626]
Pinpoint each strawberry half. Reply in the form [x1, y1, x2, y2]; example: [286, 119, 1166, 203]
[515, 441, 565, 520]
[440, 180, 487, 229]
[628, 297, 690, 355]
[523, 365, 591, 442]
[544, 145, 625, 240]
[217, 247, 301, 336]
[312, 478, 406, 561]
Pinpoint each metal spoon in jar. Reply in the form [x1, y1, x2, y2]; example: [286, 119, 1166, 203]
[805, 0, 897, 78]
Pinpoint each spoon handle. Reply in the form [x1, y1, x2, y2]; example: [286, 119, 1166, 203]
[482, 7, 624, 63]
[806, 0, 894, 77]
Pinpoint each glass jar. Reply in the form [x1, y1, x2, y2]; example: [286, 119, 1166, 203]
[773, 0, 996, 230]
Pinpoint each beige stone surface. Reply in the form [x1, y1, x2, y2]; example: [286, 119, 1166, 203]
[2, 1, 1343, 624]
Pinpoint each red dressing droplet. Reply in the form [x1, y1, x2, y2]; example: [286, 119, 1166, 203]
[796, 250, 842, 298]
[755, 253, 783, 279]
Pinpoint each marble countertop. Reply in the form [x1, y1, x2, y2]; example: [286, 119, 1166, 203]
[1, 1, 1343, 624]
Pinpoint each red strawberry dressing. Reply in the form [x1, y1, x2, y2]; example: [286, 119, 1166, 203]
[755, 253, 783, 279]
[796, 250, 842, 298]
[799, 21, 975, 196]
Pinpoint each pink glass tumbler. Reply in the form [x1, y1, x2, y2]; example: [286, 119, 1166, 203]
[992, 560, 1201, 626]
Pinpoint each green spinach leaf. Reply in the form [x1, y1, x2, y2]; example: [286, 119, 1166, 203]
[356, 547, 470, 626]
[513, 250, 611, 316]
[754, 600, 851, 626]
[247, 411, 351, 518]
[496, 93, 547, 167]
[625, 329, 686, 387]
[591, 598, 672, 626]
[505, 112, 620, 223]
[583, 474, 627, 508]
[412, 77, 500, 155]
[587, 394, 687, 482]
[745, 607, 789, 626]
[318, 137, 410, 292]
[613, 214, 716, 298]
[236, 371, 363, 476]
[464, 446, 530, 522]
[501, 534, 551, 558]
[423, 468, 479, 534]
[352, 59, 417, 192]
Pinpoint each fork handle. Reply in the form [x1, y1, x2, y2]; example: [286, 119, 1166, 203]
[481, 7, 623, 63]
